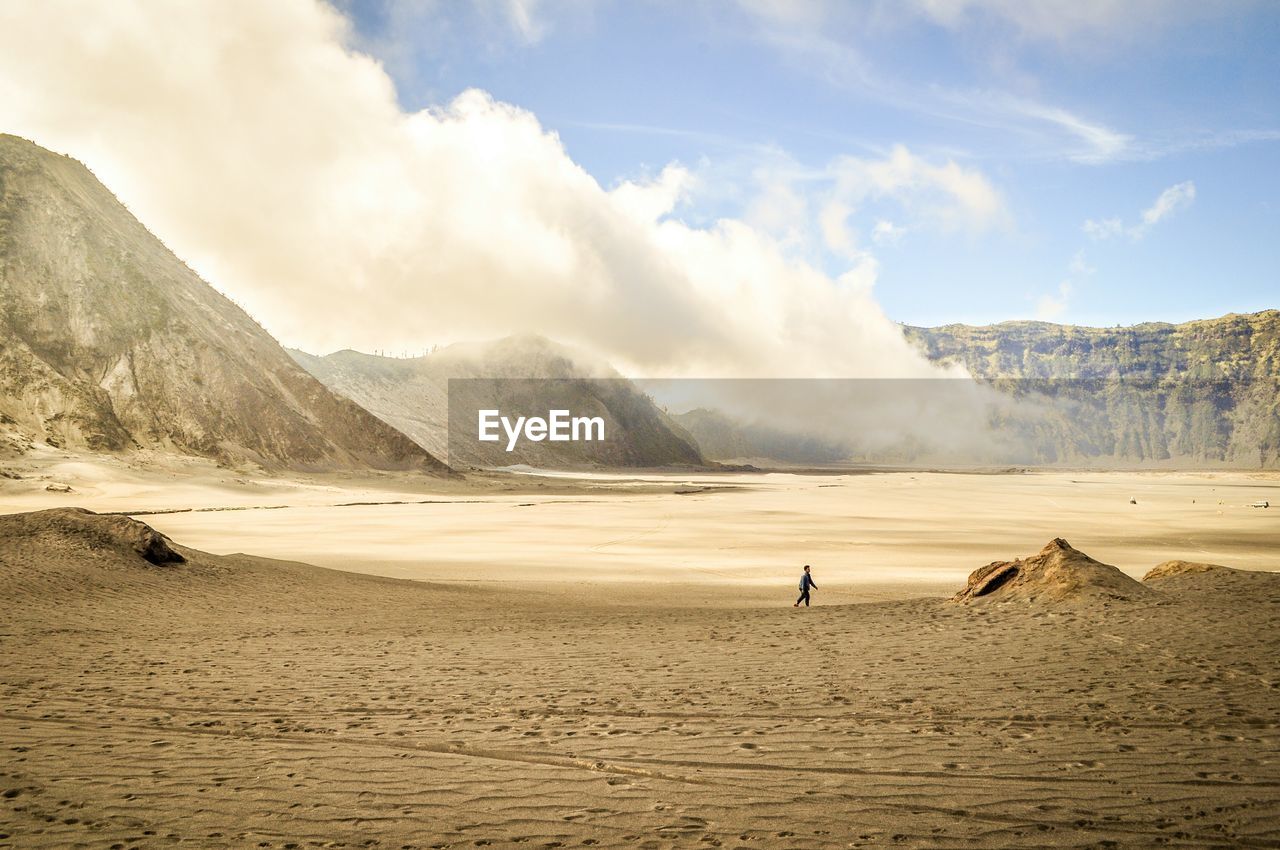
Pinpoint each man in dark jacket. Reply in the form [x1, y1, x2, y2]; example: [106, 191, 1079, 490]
[794, 564, 816, 607]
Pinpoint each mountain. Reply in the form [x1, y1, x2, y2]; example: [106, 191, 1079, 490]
[674, 312, 1280, 468]
[289, 336, 705, 469]
[905, 312, 1280, 381]
[905, 311, 1280, 468]
[0, 134, 448, 473]
[671, 407, 847, 465]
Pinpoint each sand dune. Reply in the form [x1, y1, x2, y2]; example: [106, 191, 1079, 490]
[1143, 559, 1236, 582]
[2, 509, 1278, 848]
[1142, 559, 1280, 601]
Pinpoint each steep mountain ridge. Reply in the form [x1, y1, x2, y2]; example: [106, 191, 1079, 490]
[905, 311, 1280, 381]
[0, 134, 448, 473]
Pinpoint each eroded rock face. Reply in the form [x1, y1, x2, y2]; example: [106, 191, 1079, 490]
[0, 134, 447, 474]
[0, 507, 185, 566]
[903, 312, 1280, 469]
[950, 538, 1152, 605]
[1142, 560, 1232, 582]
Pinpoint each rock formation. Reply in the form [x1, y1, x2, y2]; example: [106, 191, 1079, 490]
[951, 538, 1153, 604]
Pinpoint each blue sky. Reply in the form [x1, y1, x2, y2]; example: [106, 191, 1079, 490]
[339, 0, 1279, 327]
[7, 1, 1275, 371]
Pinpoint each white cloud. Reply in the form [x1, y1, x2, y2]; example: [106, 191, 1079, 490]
[742, 167, 814, 254]
[609, 164, 694, 224]
[1083, 181, 1196, 241]
[1082, 217, 1124, 240]
[1067, 249, 1094, 276]
[1000, 98, 1134, 164]
[871, 219, 905, 245]
[349, 0, 565, 49]
[0, 0, 956, 380]
[502, 0, 548, 42]
[731, 1, 1273, 166]
[742, 18, 1137, 165]
[721, 145, 1001, 272]
[902, 0, 1224, 43]
[741, 0, 1242, 47]
[1140, 180, 1197, 228]
[1036, 280, 1073, 320]
[734, 0, 829, 28]
[1035, 249, 1092, 320]
[1029, 252, 1090, 322]
[818, 200, 859, 259]
[828, 145, 1006, 231]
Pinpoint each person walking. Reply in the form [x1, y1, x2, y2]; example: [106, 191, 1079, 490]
[794, 564, 817, 607]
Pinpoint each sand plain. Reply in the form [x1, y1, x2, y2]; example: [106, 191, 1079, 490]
[1, 453, 1278, 848]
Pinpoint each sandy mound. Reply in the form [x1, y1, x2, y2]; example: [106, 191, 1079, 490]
[0, 507, 465, 628]
[1142, 559, 1280, 602]
[950, 537, 1152, 604]
[1142, 559, 1233, 582]
[0, 506, 184, 565]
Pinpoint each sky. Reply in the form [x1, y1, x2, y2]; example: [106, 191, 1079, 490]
[0, 1, 1276, 377]
[338, 0, 1280, 328]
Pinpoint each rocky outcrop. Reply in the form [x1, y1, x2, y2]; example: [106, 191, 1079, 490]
[951, 538, 1152, 604]
[905, 312, 1280, 468]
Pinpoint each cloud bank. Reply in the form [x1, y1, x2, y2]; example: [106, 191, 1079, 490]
[0, 0, 977, 380]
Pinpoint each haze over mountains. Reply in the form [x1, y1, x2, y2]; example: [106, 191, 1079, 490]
[907, 313, 1280, 468]
[665, 313, 1280, 468]
[293, 312, 1280, 470]
[672, 407, 848, 465]
[289, 337, 705, 468]
[0, 133, 1275, 473]
[0, 135, 446, 473]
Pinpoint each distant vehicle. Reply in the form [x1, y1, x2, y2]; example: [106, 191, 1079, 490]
[1250, 500, 1270, 508]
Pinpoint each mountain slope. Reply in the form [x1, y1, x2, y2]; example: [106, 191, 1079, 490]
[905, 312, 1280, 381]
[290, 336, 705, 468]
[672, 312, 1280, 468]
[905, 312, 1280, 467]
[671, 407, 847, 464]
[0, 134, 448, 473]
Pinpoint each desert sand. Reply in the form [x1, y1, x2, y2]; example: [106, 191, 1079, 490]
[1, 454, 1279, 848]
[3, 447, 1278, 590]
